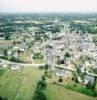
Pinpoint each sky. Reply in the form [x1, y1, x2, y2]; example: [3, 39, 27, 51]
[0, 0, 97, 13]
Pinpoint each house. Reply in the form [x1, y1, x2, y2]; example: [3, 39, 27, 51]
[18, 48, 24, 52]
[2, 64, 8, 68]
[84, 75, 95, 85]
[11, 64, 20, 71]
[55, 68, 66, 77]
[0, 33, 5, 40]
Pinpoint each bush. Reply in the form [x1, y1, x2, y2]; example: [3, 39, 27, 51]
[32, 89, 46, 100]
[32, 73, 47, 100]
[37, 80, 47, 90]
[0, 96, 8, 100]
[64, 83, 97, 97]
[0, 56, 24, 63]
[0, 56, 8, 60]
[33, 53, 43, 59]
[10, 57, 23, 63]
[47, 73, 52, 79]
[44, 64, 49, 70]
[44, 70, 47, 75]
[58, 77, 63, 82]
[41, 75, 46, 81]
[65, 52, 70, 57]
[39, 66, 44, 70]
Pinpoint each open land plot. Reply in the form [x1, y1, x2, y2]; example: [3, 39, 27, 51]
[0, 67, 43, 100]
[45, 72, 97, 100]
[18, 49, 32, 63]
[0, 40, 13, 47]
[45, 84, 97, 100]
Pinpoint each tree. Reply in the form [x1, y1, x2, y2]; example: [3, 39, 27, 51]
[72, 72, 79, 83]
[5, 32, 10, 40]
[44, 64, 49, 75]
[32, 89, 47, 100]
[65, 52, 70, 58]
[3, 49, 7, 56]
[93, 68, 97, 74]
[57, 56, 61, 65]
[44, 64, 49, 70]
[32, 77, 47, 100]
[33, 53, 43, 59]
[58, 76, 63, 82]
[41, 75, 46, 81]
[37, 80, 47, 90]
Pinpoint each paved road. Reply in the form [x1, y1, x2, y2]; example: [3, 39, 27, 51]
[55, 64, 97, 77]
[1, 58, 97, 77]
[0, 58, 45, 67]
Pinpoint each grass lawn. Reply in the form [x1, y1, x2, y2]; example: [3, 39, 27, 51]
[45, 84, 96, 100]
[45, 72, 97, 100]
[64, 82, 97, 97]
[0, 68, 6, 76]
[0, 67, 43, 100]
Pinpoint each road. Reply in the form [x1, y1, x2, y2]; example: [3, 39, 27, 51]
[1, 58, 97, 77]
[54, 64, 97, 77]
[0, 58, 46, 67]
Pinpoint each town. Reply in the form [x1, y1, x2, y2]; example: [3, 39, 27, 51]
[0, 13, 97, 100]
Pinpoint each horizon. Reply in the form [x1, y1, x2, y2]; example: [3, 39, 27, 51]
[0, 12, 97, 15]
[0, 0, 97, 13]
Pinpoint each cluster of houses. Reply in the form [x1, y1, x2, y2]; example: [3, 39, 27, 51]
[40, 25, 97, 87]
[0, 60, 22, 71]
[0, 19, 97, 87]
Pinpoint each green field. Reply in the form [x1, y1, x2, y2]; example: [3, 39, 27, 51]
[0, 67, 43, 100]
[45, 84, 96, 100]
[45, 74, 97, 100]
[0, 67, 96, 100]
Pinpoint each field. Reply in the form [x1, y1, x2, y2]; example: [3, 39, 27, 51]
[45, 73, 97, 100]
[0, 40, 13, 47]
[45, 84, 96, 100]
[0, 66, 96, 100]
[18, 49, 32, 63]
[0, 67, 43, 100]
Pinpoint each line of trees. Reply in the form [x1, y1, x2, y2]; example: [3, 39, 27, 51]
[32, 75, 47, 100]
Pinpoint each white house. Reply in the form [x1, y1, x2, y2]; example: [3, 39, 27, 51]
[11, 64, 20, 71]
